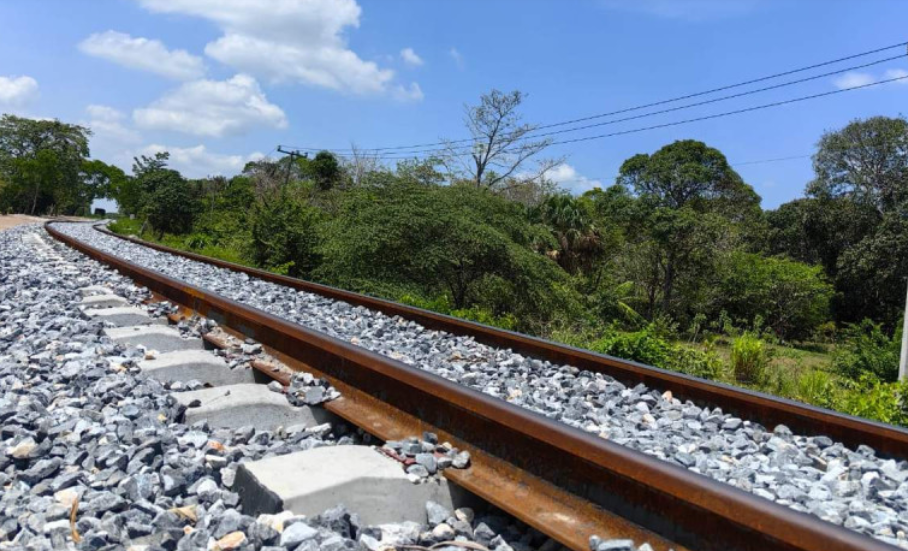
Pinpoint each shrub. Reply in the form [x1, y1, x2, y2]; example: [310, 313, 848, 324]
[731, 332, 769, 384]
[590, 327, 672, 367]
[834, 319, 900, 382]
[708, 252, 833, 341]
[793, 369, 840, 410]
[250, 194, 323, 278]
[839, 374, 908, 426]
[590, 325, 724, 380]
[316, 182, 582, 330]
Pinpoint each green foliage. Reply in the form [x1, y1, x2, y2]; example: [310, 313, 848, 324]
[307, 151, 342, 191]
[0, 115, 95, 215]
[709, 252, 832, 340]
[529, 193, 602, 274]
[250, 188, 323, 278]
[838, 375, 908, 426]
[590, 325, 725, 380]
[107, 217, 142, 235]
[317, 181, 581, 330]
[399, 293, 518, 331]
[143, 170, 198, 237]
[833, 319, 900, 382]
[808, 116, 908, 211]
[731, 332, 769, 384]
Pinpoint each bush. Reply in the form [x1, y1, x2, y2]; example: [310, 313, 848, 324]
[707, 252, 833, 341]
[250, 193, 323, 278]
[145, 177, 199, 237]
[590, 326, 724, 380]
[107, 217, 142, 236]
[731, 332, 769, 384]
[834, 319, 900, 382]
[839, 374, 908, 426]
[316, 182, 582, 330]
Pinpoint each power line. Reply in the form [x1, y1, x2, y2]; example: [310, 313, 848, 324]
[281, 73, 908, 162]
[541, 74, 908, 149]
[281, 40, 908, 155]
[326, 53, 907, 159]
[733, 154, 812, 166]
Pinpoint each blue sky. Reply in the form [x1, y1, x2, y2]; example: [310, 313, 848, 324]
[0, 0, 906, 209]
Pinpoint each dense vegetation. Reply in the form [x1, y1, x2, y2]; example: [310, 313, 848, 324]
[3, 98, 907, 427]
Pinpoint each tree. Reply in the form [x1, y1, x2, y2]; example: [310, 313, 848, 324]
[81, 159, 128, 213]
[444, 89, 561, 191]
[0, 115, 92, 214]
[130, 152, 198, 237]
[251, 186, 323, 277]
[316, 181, 579, 328]
[616, 140, 757, 316]
[617, 139, 755, 213]
[530, 194, 602, 274]
[708, 252, 833, 340]
[308, 151, 342, 191]
[808, 116, 908, 213]
[772, 116, 908, 324]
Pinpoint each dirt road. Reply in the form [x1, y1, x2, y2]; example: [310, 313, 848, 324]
[0, 215, 45, 231]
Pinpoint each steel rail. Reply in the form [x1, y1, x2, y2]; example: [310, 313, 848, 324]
[46, 222, 902, 551]
[90, 223, 908, 460]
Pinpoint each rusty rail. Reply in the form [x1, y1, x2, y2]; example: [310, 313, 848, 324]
[91, 224, 908, 459]
[46, 222, 904, 551]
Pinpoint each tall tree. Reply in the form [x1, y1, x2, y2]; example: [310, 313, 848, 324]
[808, 116, 908, 213]
[616, 140, 758, 316]
[0, 115, 91, 214]
[788, 116, 908, 323]
[444, 89, 561, 191]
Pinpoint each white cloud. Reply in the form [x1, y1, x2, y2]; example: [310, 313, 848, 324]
[449, 47, 464, 70]
[139, 144, 263, 178]
[546, 164, 603, 195]
[833, 72, 876, 90]
[136, 0, 419, 98]
[400, 47, 423, 67]
[393, 82, 424, 102]
[600, 0, 757, 21]
[84, 104, 142, 144]
[0, 75, 38, 106]
[133, 74, 287, 137]
[79, 31, 205, 81]
[885, 68, 908, 82]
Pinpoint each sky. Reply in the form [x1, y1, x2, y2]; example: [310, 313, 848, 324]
[0, 0, 906, 210]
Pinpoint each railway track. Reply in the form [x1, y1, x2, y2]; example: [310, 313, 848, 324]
[37, 221, 908, 551]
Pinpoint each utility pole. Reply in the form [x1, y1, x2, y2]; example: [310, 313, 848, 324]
[900, 277, 908, 381]
[276, 146, 307, 186]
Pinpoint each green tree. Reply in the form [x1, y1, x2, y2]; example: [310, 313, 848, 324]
[0, 115, 92, 214]
[307, 151, 342, 191]
[80, 159, 128, 213]
[616, 140, 758, 318]
[771, 116, 908, 324]
[250, 184, 323, 277]
[808, 116, 908, 212]
[708, 252, 833, 340]
[131, 152, 198, 237]
[317, 181, 579, 328]
[530, 194, 602, 274]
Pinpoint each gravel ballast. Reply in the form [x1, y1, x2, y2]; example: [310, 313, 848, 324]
[49, 222, 908, 548]
[1, 224, 588, 551]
